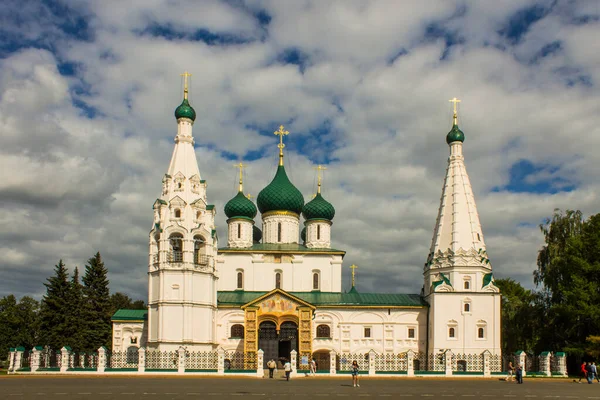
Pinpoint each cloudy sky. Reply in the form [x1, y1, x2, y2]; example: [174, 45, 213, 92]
[1, 0, 599, 302]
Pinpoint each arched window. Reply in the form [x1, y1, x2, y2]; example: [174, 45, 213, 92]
[449, 327, 455, 338]
[174, 209, 181, 218]
[313, 272, 319, 290]
[464, 303, 471, 312]
[317, 225, 321, 240]
[464, 280, 470, 290]
[275, 272, 282, 289]
[237, 224, 241, 239]
[194, 235, 205, 265]
[196, 211, 201, 220]
[316, 325, 330, 338]
[478, 327, 485, 339]
[231, 324, 244, 338]
[169, 233, 183, 262]
[237, 271, 243, 289]
[277, 223, 282, 242]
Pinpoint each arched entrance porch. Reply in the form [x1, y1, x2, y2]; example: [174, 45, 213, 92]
[258, 320, 298, 368]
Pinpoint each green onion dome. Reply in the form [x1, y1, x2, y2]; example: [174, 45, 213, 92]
[257, 165, 304, 215]
[302, 193, 335, 221]
[446, 123, 464, 144]
[224, 191, 257, 219]
[174, 98, 196, 122]
[253, 225, 262, 243]
[301, 227, 306, 243]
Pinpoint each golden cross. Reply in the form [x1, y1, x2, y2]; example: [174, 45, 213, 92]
[234, 162, 246, 192]
[350, 264, 358, 288]
[314, 165, 327, 194]
[274, 125, 290, 166]
[449, 97, 461, 125]
[246, 193, 253, 200]
[181, 71, 192, 99]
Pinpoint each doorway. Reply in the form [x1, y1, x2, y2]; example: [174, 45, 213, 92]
[257, 320, 298, 368]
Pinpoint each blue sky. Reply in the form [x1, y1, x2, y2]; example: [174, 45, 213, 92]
[0, 0, 599, 300]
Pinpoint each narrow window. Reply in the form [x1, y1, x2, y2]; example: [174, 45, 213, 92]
[408, 328, 415, 339]
[231, 324, 245, 338]
[175, 209, 181, 218]
[478, 327, 485, 339]
[464, 281, 470, 290]
[477, 233, 481, 241]
[130, 337, 138, 344]
[196, 211, 201, 219]
[316, 325, 330, 338]
[237, 223, 241, 239]
[313, 273, 319, 290]
[464, 303, 470, 312]
[317, 225, 321, 240]
[275, 272, 281, 289]
[449, 327, 455, 338]
[237, 271, 243, 289]
[277, 223, 282, 242]
[364, 327, 371, 338]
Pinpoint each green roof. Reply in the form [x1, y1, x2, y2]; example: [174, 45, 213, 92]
[217, 291, 426, 307]
[224, 191, 257, 219]
[482, 272, 494, 288]
[219, 243, 345, 254]
[206, 205, 215, 210]
[257, 165, 304, 214]
[111, 309, 147, 321]
[302, 193, 335, 221]
[432, 273, 452, 289]
[446, 123, 465, 144]
[174, 98, 196, 121]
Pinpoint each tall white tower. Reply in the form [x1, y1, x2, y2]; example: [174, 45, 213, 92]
[424, 98, 501, 355]
[147, 73, 218, 351]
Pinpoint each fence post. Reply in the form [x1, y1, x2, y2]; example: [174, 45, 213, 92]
[555, 352, 567, 377]
[14, 347, 25, 372]
[290, 350, 297, 376]
[60, 346, 71, 373]
[79, 352, 86, 369]
[407, 350, 415, 377]
[329, 350, 336, 375]
[217, 348, 225, 375]
[515, 351, 526, 377]
[178, 346, 186, 374]
[8, 348, 15, 372]
[31, 346, 42, 372]
[540, 351, 551, 376]
[257, 349, 264, 378]
[138, 347, 146, 373]
[97, 346, 107, 373]
[482, 350, 491, 377]
[368, 350, 376, 376]
[445, 350, 453, 376]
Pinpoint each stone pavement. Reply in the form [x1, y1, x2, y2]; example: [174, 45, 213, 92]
[1, 376, 594, 400]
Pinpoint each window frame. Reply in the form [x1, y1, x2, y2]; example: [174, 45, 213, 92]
[316, 324, 331, 338]
[236, 270, 244, 290]
[364, 326, 372, 338]
[230, 324, 245, 339]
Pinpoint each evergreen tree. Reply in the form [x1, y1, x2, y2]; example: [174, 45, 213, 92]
[0, 295, 40, 357]
[82, 252, 112, 352]
[65, 267, 86, 351]
[39, 260, 71, 349]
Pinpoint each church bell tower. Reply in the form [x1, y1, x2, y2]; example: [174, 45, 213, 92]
[147, 73, 218, 351]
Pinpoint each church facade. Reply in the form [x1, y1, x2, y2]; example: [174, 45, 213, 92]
[111, 82, 501, 370]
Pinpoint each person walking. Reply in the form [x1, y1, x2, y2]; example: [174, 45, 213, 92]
[283, 359, 292, 381]
[579, 361, 587, 383]
[586, 362, 594, 384]
[516, 363, 523, 384]
[267, 359, 276, 379]
[309, 359, 317, 376]
[352, 360, 360, 387]
[592, 362, 599, 383]
[506, 361, 515, 382]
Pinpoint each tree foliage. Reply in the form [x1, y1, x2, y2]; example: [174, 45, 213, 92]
[81, 252, 112, 352]
[0, 295, 40, 357]
[39, 260, 71, 349]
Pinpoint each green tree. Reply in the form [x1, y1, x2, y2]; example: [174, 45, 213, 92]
[82, 252, 112, 351]
[109, 292, 146, 316]
[65, 267, 86, 351]
[39, 260, 71, 349]
[0, 295, 40, 357]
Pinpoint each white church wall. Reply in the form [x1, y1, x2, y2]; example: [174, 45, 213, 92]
[112, 321, 145, 352]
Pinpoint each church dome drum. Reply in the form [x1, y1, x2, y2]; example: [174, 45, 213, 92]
[257, 166, 304, 215]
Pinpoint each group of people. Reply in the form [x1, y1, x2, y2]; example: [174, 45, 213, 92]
[266, 358, 361, 387]
[579, 362, 600, 384]
[505, 361, 524, 384]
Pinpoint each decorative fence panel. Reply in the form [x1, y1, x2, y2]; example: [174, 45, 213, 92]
[186, 351, 218, 370]
[21, 351, 31, 370]
[550, 354, 560, 374]
[525, 353, 540, 373]
[224, 351, 256, 371]
[39, 348, 59, 369]
[427, 353, 445, 372]
[414, 352, 427, 372]
[337, 352, 368, 372]
[452, 353, 484, 372]
[374, 352, 408, 372]
[108, 350, 138, 369]
[146, 350, 178, 370]
[88, 353, 98, 369]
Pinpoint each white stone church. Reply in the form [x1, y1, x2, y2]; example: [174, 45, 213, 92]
[111, 81, 501, 371]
